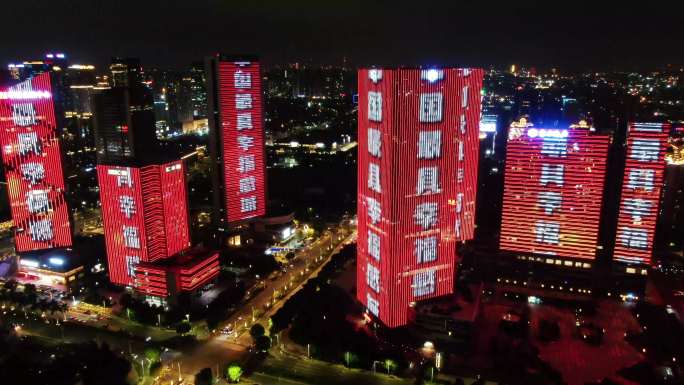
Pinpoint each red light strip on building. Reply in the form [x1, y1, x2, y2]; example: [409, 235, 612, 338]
[0, 73, 72, 252]
[217, 60, 266, 222]
[500, 127, 610, 260]
[613, 122, 669, 265]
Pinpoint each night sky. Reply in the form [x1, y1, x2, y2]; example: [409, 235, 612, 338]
[1, 0, 683, 71]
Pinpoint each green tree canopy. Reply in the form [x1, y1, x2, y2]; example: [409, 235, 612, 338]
[226, 363, 243, 383]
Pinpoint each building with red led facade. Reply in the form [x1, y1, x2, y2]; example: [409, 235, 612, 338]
[93, 68, 219, 298]
[0, 72, 72, 252]
[356, 67, 484, 328]
[134, 249, 220, 298]
[206, 55, 266, 229]
[613, 122, 670, 266]
[499, 121, 610, 262]
[97, 161, 191, 286]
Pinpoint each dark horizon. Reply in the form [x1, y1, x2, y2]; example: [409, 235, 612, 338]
[1, 1, 683, 73]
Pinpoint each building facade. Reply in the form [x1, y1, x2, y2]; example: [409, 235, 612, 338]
[134, 250, 220, 298]
[0, 72, 73, 252]
[356, 68, 484, 327]
[97, 161, 191, 286]
[92, 86, 157, 165]
[206, 55, 266, 227]
[613, 122, 670, 265]
[499, 122, 610, 261]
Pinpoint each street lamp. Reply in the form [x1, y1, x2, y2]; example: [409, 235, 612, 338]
[185, 314, 190, 322]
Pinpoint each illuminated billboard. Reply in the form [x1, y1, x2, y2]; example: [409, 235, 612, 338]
[613, 122, 669, 265]
[216, 60, 266, 222]
[499, 124, 609, 260]
[356, 68, 484, 327]
[98, 161, 190, 286]
[0, 73, 72, 252]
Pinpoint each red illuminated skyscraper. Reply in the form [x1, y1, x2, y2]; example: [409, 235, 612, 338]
[205, 55, 266, 227]
[356, 68, 483, 328]
[499, 121, 610, 260]
[613, 122, 669, 265]
[0, 73, 72, 252]
[97, 161, 191, 286]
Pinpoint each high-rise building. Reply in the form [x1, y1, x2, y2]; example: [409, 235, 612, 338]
[92, 87, 158, 164]
[0, 72, 73, 252]
[97, 161, 191, 286]
[499, 120, 610, 261]
[205, 55, 266, 227]
[189, 62, 207, 119]
[658, 162, 684, 256]
[109, 57, 143, 88]
[95, 65, 217, 295]
[62, 64, 98, 170]
[613, 122, 669, 265]
[356, 68, 484, 327]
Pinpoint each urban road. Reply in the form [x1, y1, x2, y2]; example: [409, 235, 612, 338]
[2, 219, 357, 385]
[158, 220, 357, 384]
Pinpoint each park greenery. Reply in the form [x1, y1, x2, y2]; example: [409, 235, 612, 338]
[0, 322, 131, 385]
[269, 244, 409, 372]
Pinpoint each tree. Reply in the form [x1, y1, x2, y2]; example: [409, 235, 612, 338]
[226, 363, 243, 383]
[384, 359, 397, 374]
[255, 335, 271, 352]
[249, 323, 265, 339]
[194, 367, 213, 385]
[3, 280, 17, 292]
[144, 347, 161, 365]
[23, 283, 37, 304]
[176, 321, 191, 335]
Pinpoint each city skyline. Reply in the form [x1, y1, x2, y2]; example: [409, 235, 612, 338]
[2, 1, 684, 71]
[0, 5, 683, 384]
